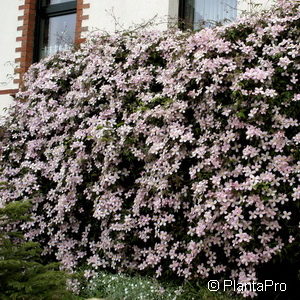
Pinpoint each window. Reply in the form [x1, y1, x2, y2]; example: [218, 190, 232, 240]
[179, 0, 237, 29]
[35, 0, 77, 60]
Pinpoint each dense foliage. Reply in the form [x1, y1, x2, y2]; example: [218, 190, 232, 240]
[0, 0, 299, 297]
[0, 199, 78, 300]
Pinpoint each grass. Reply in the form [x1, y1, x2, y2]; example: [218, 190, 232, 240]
[80, 271, 242, 300]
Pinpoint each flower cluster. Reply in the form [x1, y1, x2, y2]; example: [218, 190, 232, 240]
[0, 0, 299, 297]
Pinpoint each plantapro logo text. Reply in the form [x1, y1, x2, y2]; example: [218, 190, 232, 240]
[208, 279, 287, 293]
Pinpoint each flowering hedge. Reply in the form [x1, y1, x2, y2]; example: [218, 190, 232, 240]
[1, 0, 299, 297]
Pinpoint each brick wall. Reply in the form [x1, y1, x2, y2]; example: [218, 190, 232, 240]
[76, 0, 90, 44]
[15, 0, 36, 87]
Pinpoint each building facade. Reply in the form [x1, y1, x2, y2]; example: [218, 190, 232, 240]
[0, 0, 275, 118]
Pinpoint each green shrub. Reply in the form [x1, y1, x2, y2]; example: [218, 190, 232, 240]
[0, 199, 79, 300]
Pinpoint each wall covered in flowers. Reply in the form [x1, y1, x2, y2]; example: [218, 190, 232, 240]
[0, 0, 299, 297]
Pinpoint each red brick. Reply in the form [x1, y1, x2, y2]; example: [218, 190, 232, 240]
[0, 89, 19, 95]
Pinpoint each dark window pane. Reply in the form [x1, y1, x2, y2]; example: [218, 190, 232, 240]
[183, 0, 195, 29]
[40, 13, 76, 58]
[44, 0, 75, 4]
